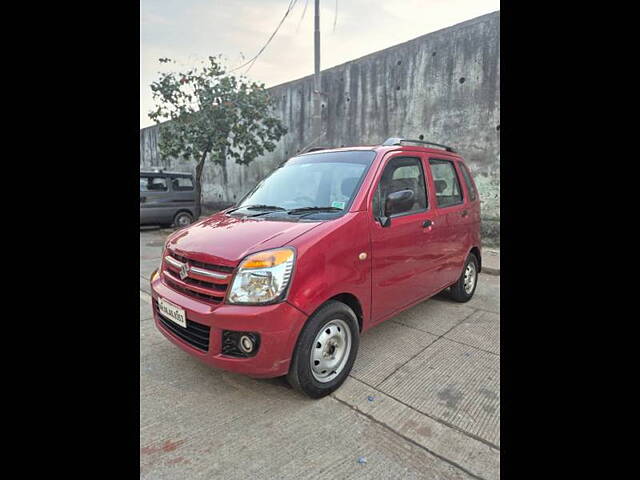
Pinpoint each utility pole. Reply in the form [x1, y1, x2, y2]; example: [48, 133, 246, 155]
[311, 0, 321, 143]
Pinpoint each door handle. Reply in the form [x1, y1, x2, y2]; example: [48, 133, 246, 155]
[461, 210, 468, 217]
[422, 220, 433, 228]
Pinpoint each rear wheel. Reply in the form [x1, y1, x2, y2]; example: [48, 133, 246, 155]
[173, 211, 193, 228]
[449, 253, 479, 302]
[287, 300, 359, 398]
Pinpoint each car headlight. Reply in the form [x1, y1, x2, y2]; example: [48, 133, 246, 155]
[227, 248, 295, 304]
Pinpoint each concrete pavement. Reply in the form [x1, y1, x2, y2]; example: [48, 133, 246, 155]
[140, 226, 500, 479]
[481, 248, 500, 276]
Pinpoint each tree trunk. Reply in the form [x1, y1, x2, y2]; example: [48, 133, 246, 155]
[195, 150, 207, 218]
[220, 148, 229, 200]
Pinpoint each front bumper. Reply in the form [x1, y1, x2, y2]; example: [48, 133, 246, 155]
[150, 273, 308, 378]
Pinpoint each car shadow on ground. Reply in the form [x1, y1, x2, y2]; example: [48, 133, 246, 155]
[140, 225, 174, 232]
[261, 375, 294, 390]
[433, 289, 453, 302]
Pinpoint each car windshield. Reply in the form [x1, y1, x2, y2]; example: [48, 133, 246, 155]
[233, 150, 376, 219]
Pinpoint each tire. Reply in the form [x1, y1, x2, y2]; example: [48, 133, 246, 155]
[449, 253, 479, 302]
[287, 300, 360, 398]
[173, 211, 193, 228]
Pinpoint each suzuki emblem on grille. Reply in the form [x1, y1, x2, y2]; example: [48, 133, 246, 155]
[179, 262, 189, 280]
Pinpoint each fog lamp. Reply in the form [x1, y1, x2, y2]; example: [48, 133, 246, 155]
[239, 335, 255, 353]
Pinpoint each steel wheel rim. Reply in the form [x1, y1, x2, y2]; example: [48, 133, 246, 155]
[177, 215, 190, 227]
[463, 262, 476, 294]
[310, 319, 352, 383]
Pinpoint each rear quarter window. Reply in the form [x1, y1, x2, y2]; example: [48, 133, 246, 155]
[172, 177, 194, 191]
[459, 162, 478, 201]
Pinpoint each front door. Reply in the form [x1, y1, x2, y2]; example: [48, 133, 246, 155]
[369, 154, 443, 323]
[140, 175, 172, 224]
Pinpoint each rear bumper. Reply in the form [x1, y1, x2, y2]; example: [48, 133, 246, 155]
[150, 274, 308, 378]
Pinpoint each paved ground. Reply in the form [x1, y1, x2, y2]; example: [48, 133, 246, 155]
[140, 226, 500, 480]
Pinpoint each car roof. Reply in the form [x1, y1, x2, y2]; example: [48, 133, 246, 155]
[140, 170, 193, 177]
[296, 144, 463, 160]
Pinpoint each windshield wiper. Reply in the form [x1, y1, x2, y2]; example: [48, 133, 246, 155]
[228, 204, 285, 214]
[287, 206, 343, 215]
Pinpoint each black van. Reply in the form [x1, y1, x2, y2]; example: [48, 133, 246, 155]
[140, 169, 199, 227]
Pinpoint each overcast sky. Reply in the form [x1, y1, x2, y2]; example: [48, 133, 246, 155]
[140, 0, 500, 128]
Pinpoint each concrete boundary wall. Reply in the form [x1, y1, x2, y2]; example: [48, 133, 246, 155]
[140, 11, 500, 244]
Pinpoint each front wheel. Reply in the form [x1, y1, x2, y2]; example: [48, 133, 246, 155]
[173, 211, 193, 228]
[449, 253, 479, 302]
[287, 301, 359, 398]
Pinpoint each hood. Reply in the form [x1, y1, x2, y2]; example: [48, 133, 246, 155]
[165, 212, 321, 267]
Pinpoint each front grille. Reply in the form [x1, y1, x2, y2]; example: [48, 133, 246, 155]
[162, 251, 234, 303]
[164, 276, 223, 303]
[164, 269, 227, 292]
[156, 301, 211, 352]
[171, 253, 234, 273]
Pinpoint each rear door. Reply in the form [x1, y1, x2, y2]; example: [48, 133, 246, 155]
[140, 175, 173, 224]
[168, 175, 198, 218]
[369, 153, 443, 323]
[427, 158, 468, 285]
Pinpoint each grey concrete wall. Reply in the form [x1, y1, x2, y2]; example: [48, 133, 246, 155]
[140, 11, 500, 244]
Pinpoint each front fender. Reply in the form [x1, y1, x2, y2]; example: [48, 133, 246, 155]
[286, 212, 372, 330]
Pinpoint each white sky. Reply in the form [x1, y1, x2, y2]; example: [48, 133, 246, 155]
[140, 0, 500, 128]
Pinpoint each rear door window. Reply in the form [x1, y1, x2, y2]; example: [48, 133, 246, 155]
[429, 159, 463, 208]
[140, 176, 168, 192]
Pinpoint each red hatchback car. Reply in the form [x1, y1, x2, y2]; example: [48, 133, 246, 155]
[150, 137, 482, 398]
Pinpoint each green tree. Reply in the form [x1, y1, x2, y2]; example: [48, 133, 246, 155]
[149, 56, 287, 211]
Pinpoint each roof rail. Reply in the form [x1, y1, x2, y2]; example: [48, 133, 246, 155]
[382, 137, 456, 153]
[303, 146, 331, 153]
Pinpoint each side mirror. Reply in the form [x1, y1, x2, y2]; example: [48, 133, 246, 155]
[385, 189, 415, 216]
[377, 215, 391, 227]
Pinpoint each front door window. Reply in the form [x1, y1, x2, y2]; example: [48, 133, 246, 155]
[372, 156, 428, 218]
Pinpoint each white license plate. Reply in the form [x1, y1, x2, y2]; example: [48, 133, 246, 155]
[158, 297, 187, 328]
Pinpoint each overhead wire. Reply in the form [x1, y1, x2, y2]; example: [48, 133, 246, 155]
[296, 0, 309, 33]
[227, 0, 299, 75]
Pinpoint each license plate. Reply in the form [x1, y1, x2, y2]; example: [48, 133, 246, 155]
[158, 297, 187, 328]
